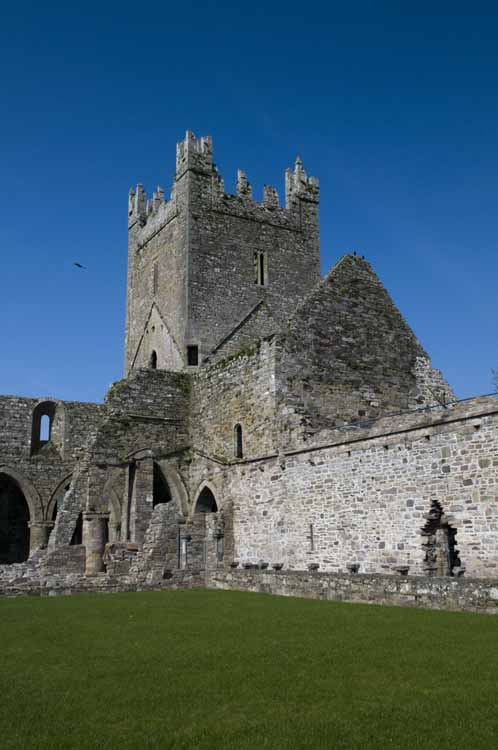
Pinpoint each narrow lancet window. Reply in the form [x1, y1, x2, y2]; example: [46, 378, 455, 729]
[40, 414, 51, 442]
[254, 251, 267, 286]
[153, 261, 159, 295]
[31, 401, 57, 454]
[150, 350, 158, 369]
[234, 424, 243, 458]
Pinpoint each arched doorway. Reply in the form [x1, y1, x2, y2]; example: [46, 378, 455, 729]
[193, 485, 223, 567]
[0, 473, 30, 564]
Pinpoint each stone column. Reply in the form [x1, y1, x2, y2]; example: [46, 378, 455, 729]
[83, 511, 110, 575]
[28, 521, 54, 553]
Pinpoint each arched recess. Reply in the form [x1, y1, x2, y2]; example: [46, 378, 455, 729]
[194, 483, 219, 514]
[153, 463, 171, 507]
[0, 472, 31, 563]
[0, 466, 43, 523]
[101, 467, 126, 542]
[150, 460, 189, 518]
[31, 401, 57, 454]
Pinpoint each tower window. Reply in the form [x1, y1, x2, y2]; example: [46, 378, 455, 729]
[254, 251, 267, 286]
[153, 261, 159, 295]
[234, 424, 243, 458]
[187, 346, 199, 367]
[40, 414, 51, 442]
[31, 401, 57, 454]
[150, 350, 158, 369]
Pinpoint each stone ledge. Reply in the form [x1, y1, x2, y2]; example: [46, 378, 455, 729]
[206, 569, 498, 614]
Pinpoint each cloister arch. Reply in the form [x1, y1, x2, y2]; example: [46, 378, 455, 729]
[0, 466, 43, 523]
[0, 472, 32, 563]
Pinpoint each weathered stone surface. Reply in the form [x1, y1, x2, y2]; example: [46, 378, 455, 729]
[1, 131, 497, 613]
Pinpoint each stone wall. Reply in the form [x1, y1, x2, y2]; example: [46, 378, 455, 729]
[220, 396, 498, 578]
[208, 568, 498, 614]
[0, 395, 104, 545]
[277, 255, 455, 439]
[52, 369, 191, 547]
[190, 339, 279, 462]
[125, 183, 186, 373]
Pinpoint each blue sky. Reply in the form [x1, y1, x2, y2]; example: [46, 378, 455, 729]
[1, 1, 497, 403]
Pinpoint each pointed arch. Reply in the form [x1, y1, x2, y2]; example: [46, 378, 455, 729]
[194, 482, 219, 514]
[153, 461, 189, 517]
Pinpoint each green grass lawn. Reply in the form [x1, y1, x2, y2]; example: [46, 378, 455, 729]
[1, 590, 498, 749]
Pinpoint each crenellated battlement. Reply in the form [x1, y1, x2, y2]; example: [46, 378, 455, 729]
[285, 157, 319, 207]
[175, 130, 213, 177]
[128, 183, 174, 228]
[129, 131, 319, 230]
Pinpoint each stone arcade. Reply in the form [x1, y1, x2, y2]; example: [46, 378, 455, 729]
[1, 131, 498, 611]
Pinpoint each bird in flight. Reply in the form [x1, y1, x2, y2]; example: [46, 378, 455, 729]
[74, 262, 86, 269]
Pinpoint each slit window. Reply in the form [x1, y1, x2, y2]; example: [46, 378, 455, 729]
[254, 251, 267, 286]
[153, 261, 159, 295]
[187, 345, 199, 367]
[234, 424, 243, 458]
[150, 350, 158, 369]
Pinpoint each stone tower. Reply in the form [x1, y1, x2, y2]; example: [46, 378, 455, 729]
[125, 131, 320, 373]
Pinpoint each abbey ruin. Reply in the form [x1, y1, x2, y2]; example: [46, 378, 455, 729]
[1, 131, 498, 611]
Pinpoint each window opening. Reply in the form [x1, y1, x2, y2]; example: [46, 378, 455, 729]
[254, 251, 267, 286]
[150, 350, 158, 369]
[40, 415, 51, 441]
[187, 345, 199, 367]
[153, 261, 159, 295]
[307, 523, 315, 552]
[31, 401, 57, 454]
[234, 424, 243, 458]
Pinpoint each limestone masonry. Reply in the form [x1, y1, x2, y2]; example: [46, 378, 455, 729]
[2, 131, 498, 612]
